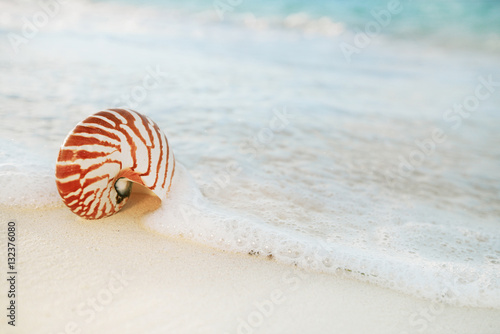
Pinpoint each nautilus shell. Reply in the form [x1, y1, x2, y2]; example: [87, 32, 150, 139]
[55, 108, 175, 219]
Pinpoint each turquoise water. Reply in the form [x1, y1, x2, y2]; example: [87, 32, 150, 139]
[108, 0, 500, 52]
[0, 0, 499, 307]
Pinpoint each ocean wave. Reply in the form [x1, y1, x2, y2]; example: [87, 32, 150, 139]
[1, 0, 499, 54]
[0, 140, 61, 208]
[3, 143, 498, 308]
[0, 0, 344, 38]
[0, 0, 500, 54]
[146, 165, 500, 308]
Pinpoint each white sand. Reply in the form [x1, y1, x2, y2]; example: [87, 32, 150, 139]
[1, 194, 499, 334]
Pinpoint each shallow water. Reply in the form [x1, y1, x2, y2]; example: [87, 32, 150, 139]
[0, 0, 499, 307]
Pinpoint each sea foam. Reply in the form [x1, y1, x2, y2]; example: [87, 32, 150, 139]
[0, 140, 60, 208]
[143, 164, 500, 308]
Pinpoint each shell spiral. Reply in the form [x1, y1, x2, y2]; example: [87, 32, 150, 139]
[55, 108, 175, 220]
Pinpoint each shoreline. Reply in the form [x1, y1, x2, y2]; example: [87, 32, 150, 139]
[1, 195, 499, 334]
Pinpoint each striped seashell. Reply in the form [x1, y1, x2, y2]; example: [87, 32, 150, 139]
[55, 108, 175, 219]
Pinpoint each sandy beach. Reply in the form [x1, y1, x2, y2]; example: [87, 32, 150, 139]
[1, 193, 499, 334]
